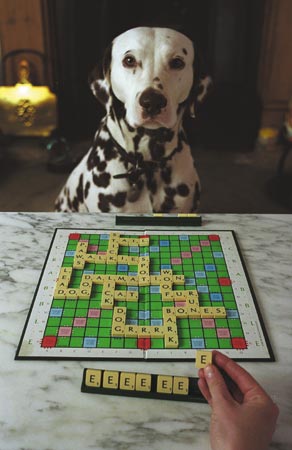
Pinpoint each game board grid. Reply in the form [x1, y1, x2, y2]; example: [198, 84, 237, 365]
[42, 232, 247, 351]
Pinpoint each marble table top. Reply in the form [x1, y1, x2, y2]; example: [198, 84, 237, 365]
[0, 213, 291, 450]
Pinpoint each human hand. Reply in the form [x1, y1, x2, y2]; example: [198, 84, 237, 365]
[198, 350, 279, 450]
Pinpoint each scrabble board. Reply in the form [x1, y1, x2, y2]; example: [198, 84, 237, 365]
[16, 229, 274, 361]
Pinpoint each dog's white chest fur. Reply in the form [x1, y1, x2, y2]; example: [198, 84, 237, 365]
[55, 27, 210, 213]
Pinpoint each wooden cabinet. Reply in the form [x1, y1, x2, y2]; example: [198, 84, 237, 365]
[258, 0, 292, 127]
[0, 0, 51, 86]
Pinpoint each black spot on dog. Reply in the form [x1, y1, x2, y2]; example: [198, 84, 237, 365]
[153, 77, 160, 82]
[104, 141, 117, 161]
[72, 174, 84, 211]
[182, 48, 188, 55]
[111, 191, 127, 207]
[84, 181, 90, 198]
[98, 193, 110, 212]
[149, 141, 165, 160]
[133, 134, 142, 151]
[177, 183, 190, 197]
[97, 191, 127, 211]
[146, 176, 157, 195]
[161, 166, 172, 184]
[160, 195, 175, 212]
[165, 186, 176, 197]
[137, 127, 145, 136]
[111, 91, 126, 121]
[93, 172, 111, 188]
[192, 181, 201, 211]
[87, 147, 100, 171]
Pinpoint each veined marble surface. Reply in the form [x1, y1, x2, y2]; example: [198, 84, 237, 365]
[0, 213, 291, 450]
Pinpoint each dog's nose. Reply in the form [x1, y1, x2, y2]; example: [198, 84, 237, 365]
[139, 88, 167, 116]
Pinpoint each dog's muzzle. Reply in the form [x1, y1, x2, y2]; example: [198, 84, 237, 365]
[139, 88, 167, 117]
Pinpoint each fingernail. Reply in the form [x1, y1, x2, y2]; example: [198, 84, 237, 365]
[204, 364, 214, 378]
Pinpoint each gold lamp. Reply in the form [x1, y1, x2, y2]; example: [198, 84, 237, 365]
[0, 49, 57, 137]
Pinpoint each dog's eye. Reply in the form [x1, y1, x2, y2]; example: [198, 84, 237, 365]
[169, 57, 185, 70]
[122, 55, 137, 68]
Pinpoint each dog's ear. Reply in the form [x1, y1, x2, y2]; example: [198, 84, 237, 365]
[188, 47, 212, 118]
[88, 43, 112, 105]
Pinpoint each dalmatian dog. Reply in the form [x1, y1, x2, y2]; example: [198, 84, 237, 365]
[55, 27, 211, 213]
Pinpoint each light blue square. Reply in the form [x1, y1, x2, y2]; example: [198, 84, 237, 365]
[129, 246, 139, 253]
[50, 308, 63, 317]
[150, 271, 160, 275]
[205, 264, 216, 271]
[179, 235, 189, 241]
[160, 240, 170, 246]
[197, 286, 209, 293]
[161, 264, 171, 270]
[100, 234, 109, 240]
[128, 286, 139, 291]
[185, 278, 196, 285]
[192, 338, 205, 349]
[117, 264, 128, 272]
[139, 310, 150, 320]
[150, 246, 159, 252]
[128, 272, 138, 276]
[150, 285, 160, 293]
[210, 293, 223, 301]
[127, 319, 138, 325]
[227, 309, 239, 318]
[83, 270, 94, 274]
[213, 252, 224, 258]
[195, 271, 206, 278]
[151, 319, 163, 326]
[65, 250, 75, 256]
[84, 337, 97, 348]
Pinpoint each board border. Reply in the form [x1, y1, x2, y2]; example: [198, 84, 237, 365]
[15, 228, 275, 362]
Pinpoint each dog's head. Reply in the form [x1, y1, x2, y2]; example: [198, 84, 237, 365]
[90, 27, 211, 130]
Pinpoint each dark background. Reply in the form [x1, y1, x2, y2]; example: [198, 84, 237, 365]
[47, 0, 265, 150]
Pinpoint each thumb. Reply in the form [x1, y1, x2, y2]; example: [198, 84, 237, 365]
[204, 364, 235, 405]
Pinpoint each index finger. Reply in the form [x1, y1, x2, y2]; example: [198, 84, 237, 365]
[212, 351, 269, 398]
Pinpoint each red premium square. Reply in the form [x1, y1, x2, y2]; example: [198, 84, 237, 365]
[69, 233, 80, 240]
[41, 336, 57, 348]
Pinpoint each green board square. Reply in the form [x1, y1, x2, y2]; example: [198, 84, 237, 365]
[179, 328, 190, 338]
[44, 327, 58, 336]
[52, 300, 65, 308]
[70, 337, 84, 347]
[230, 328, 244, 337]
[190, 328, 203, 338]
[203, 328, 217, 338]
[111, 338, 124, 348]
[85, 327, 98, 337]
[151, 338, 164, 349]
[219, 338, 232, 349]
[63, 308, 76, 317]
[56, 337, 70, 347]
[205, 338, 219, 348]
[47, 318, 61, 327]
[97, 337, 111, 348]
[72, 328, 85, 337]
[179, 338, 192, 348]
[101, 310, 113, 319]
[60, 318, 73, 327]
[189, 319, 202, 328]
[228, 319, 242, 328]
[87, 318, 99, 327]
[98, 328, 111, 337]
[124, 338, 137, 348]
[75, 309, 88, 318]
